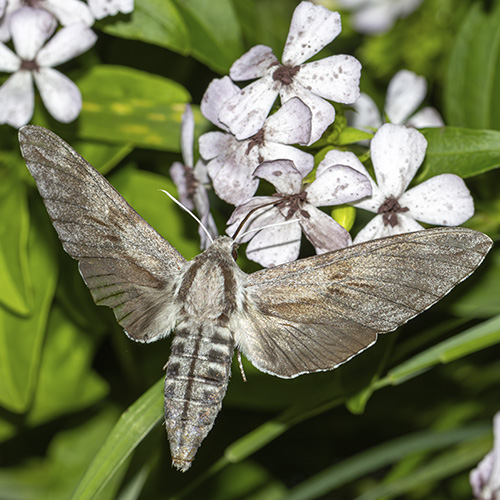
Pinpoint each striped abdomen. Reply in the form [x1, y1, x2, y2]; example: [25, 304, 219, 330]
[164, 323, 235, 472]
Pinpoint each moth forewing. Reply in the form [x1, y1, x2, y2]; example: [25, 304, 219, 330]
[19, 125, 493, 472]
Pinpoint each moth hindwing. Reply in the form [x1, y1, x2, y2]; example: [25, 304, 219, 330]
[19, 125, 493, 471]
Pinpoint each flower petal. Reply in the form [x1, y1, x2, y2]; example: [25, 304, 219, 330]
[297, 55, 361, 104]
[199, 131, 236, 161]
[37, 23, 97, 67]
[406, 106, 444, 128]
[10, 7, 57, 60]
[254, 159, 303, 194]
[0, 70, 34, 127]
[306, 164, 372, 206]
[226, 196, 277, 240]
[370, 123, 427, 198]
[282, 2, 341, 65]
[200, 76, 239, 130]
[207, 150, 260, 205]
[246, 216, 302, 267]
[353, 213, 423, 244]
[0, 42, 21, 71]
[300, 206, 351, 253]
[44, 0, 94, 25]
[169, 161, 195, 210]
[218, 75, 280, 140]
[385, 70, 427, 125]
[229, 45, 278, 81]
[87, 0, 133, 19]
[280, 82, 335, 144]
[400, 174, 474, 226]
[348, 92, 382, 131]
[33, 67, 81, 123]
[264, 97, 311, 145]
[260, 142, 314, 178]
[180, 104, 194, 167]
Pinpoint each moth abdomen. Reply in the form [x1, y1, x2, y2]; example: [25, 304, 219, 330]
[164, 324, 235, 472]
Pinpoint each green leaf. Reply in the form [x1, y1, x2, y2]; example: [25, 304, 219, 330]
[444, 1, 500, 129]
[100, 0, 190, 55]
[0, 407, 125, 500]
[0, 172, 31, 316]
[0, 205, 58, 413]
[26, 306, 109, 426]
[381, 315, 500, 386]
[173, 0, 244, 73]
[284, 424, 489, 500]
[450, 249, 500, 318]
[417, 127, 500, 181]
[70, 379, 164, 500]
[77, 65, 196, 151]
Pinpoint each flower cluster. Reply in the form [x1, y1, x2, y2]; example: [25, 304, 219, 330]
[172, 1, 473, 263]
[0, 0, 134, 127]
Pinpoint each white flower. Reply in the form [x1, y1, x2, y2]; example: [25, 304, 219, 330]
[0, 8, 97, 128]
[218, 1, 361, 145]
[200, 76, 314, 205]
[349, 70, 444, 132]
[169, 105, 218, 250]
[470, 412, 500, 500]
[326, 124, 474, 243]
[338, 0, 423, 34]
[227, 155, 372, 267]
[0, 0, 94, 41]
[87, 0, 133, 20]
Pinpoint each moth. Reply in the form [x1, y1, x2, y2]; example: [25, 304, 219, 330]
[19, 125, 492, 472]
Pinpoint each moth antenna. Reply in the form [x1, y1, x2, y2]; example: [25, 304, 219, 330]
[237, 218, 300, 242]
[232, 199, 282, 241]
[159, 189, 214, 245]
[237, 351, 247, 383]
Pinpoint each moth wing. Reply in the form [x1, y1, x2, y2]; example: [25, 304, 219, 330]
[19, 125, 186, 343]
[236, 228, 492, 378]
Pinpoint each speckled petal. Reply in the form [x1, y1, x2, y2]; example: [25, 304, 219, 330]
[260, 142, 314, 178]
[300, 206, 351, 253]
[297, 55, 361, 104]
[200, 76, 239, 131]
[254, 160, 303, 194]
[282, 2, 341, 65]
[400, 174, 474, 226]
[219, 75, 280, 140]
[353, 213, 423, 244]
[280, 82, 335, 145]
[199, 131, 236, 161]
[307, 165, 372, 206]
[229, 45, 278, 81]
[264, 97, 312, 146]
[370, 123, 427, 198]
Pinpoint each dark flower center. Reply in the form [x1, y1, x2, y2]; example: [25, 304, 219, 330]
[183, 166, 198, 198]
[272, 64, 300, 85]
[20, 60, 39, 71]
[274, 190, 309, 220]
[22, 0, 43, 6]
[378, 196, 409, 227]
[246, 128, 265, 154]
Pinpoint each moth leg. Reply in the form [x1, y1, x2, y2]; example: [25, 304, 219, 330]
[237, 350, 247, 382]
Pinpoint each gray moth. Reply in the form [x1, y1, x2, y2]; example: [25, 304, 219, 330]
[19, 125, 492, 472]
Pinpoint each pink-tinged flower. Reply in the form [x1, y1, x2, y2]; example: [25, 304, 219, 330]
[0, 0, 94, 41]
[338, 0, 423, 34]
[199, 76, 314, 205]
[349, 70, 444, 132]
[88, 0, 133, 19]
[325, 124, 474, 243]
[218, 1, 361, 145]
[470, 412, 500, 500]
[227, 155, 372, 267]
[0, 8, 96, 127]
[170, 105, 218, 250]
